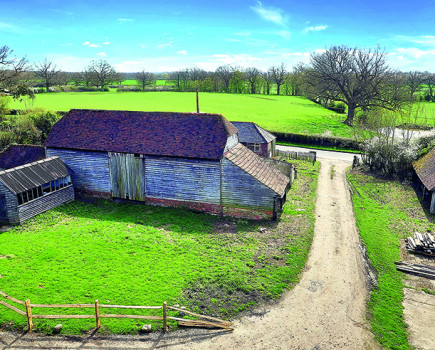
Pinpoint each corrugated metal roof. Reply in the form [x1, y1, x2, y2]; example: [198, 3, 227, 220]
[45, 109, 238, 160]
[413, 148, 435, 191]
[224, 143, 289, 196]
[0, 157, 70, 194]
[0, 144, 45, 170]
[231, 122, 276, 143]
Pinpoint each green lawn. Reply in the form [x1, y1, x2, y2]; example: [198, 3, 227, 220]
[347, 170, 435, 350]
[0, 160, 319, 334]
[10, 92, 353, 137]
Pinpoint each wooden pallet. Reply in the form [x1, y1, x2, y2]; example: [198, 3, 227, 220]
[405, 232, 435, 257]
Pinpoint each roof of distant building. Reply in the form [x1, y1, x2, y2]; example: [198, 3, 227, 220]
[45, 110, 238, 160]
[231, 122, 276, 144]
[0, 145, 45, 170]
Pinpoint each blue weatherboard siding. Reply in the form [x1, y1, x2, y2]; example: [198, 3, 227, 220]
[46, 148, 111, 194]
[0, 181, 19, 224]
[146, 156, 221, 204]
[221, 158, 276, 211]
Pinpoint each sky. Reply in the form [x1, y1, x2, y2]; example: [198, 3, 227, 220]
[1, 0, 434, 73]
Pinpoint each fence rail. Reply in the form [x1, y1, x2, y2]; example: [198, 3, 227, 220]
[0, 290, 233, 333]
[277, 150, 316, 164]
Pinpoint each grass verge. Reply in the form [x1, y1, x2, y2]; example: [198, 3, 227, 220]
[0, 160, 319, 335]
[347, 170, 435, 350]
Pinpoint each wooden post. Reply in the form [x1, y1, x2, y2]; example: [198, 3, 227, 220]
[25, 299, 33, 333]
[163, 301, 167, 333]
[196, 88, 199, 113]
[95, 299, 100, 329]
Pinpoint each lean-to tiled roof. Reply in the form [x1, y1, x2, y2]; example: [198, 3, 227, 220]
[224, 143, 289, 196]
[45, 110, 238, 160]
[0, 145, 45, 170]
[413, 148, 435, 191]
[0, 157, 70, 194]
[231, 122, 276, 144]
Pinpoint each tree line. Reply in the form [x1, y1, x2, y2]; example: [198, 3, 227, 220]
[1, 44, 434, 127]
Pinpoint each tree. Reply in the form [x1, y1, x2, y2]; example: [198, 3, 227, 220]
[245, 67, 261, 94]
[423, 72, 435, 102]
[229, 70, 245, 93]
[0, 45, 28, 94]
[34, 59, 60, 92]
[261, 72, 273, 95]
[136, 70, 156, 91]
[306, 45, 407, 125]
[215, 65, 233, 92]
[88, 60, 116, 91]
[269, 63, 287, 95]
[405, 71, 424, 100]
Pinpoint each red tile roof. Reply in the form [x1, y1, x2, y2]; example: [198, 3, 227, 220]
[45, 110, 238, 160]
[413, 148, 435, 191]
[0, 145, 45, 170]
[224, 143, 289, 196]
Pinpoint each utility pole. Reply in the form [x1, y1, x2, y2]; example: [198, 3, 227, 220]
[196, 87, 200, 113]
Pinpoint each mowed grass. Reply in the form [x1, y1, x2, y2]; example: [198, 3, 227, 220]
[0, 160, 319, 334]
[9, 92, 353, 137]
[347, 171, 435, 350]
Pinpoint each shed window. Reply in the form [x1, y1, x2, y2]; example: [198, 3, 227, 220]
[246, 143, 261, 153]
[16, 175, 72, 206]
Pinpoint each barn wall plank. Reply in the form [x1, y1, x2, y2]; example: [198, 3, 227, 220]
[47, 148, 111, 195]
[145, 157, 220, 204]
[221, 158, 275, 210]
[0, 181, 19, 224]
[18, 186, 75, 223]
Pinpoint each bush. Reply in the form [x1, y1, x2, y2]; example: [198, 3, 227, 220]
[334, 102, 346, 114]
[28, 108, 60, 142]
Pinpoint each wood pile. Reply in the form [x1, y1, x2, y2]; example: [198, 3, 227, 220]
[395, 261, 435, 280]
[405, 232, 435, 257]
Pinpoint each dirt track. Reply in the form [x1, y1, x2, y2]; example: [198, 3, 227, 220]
[0, 158, 380, 349]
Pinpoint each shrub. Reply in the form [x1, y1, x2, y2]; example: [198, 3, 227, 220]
[334, 102, 346, 114]
[28, 108, 60, 142]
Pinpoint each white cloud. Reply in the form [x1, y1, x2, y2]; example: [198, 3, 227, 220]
[89, 44, 102, 48]
[277, 30, 291, 40]
[393, 35, 435, 47]
[103, 42, 110, 45]
[157, 41, 174, 48]
[117, 18, 134, 23]
[82, 41, 90, 46]
[97, 52, 107, 56]
[396, 47, 435, 58]
[0, 22, 13, 30]
[304, 25, 328, 33]
[314, 48, 327, 54]
[388, 47, 435, 71]
[250, 1, 287, 26]
[177, 50, 187, 55]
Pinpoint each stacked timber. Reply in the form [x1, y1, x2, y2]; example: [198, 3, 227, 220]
[405, 232, 435, 257]
[395, 261, 435, 280]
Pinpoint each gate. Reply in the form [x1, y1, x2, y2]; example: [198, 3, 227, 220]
[109, 153, 146, 201]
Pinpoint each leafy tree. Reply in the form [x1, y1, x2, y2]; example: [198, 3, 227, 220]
[245, 67, 261, 94]
[423, 72, 435, 102]
[229, 70, 245, 93]
[28, 108, 60, 142]
[136, 70, 156, 91]
[306, 46, 407, 125]
[261, 72, 273, 95]
[34, 59, 61, 92]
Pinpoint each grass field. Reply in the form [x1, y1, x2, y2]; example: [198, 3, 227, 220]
[0, 160, 319, 334]
[347, 170, 435, 350]
[9, 92, 354, 137]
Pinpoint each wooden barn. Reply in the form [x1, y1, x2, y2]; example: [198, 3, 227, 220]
[413, 148, 435, 214]
[230, 122, 276, 158]
[45, 109, 290, 220]
[0, 157, 74, 224]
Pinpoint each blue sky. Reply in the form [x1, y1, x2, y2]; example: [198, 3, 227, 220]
[1, 0, 434, 72]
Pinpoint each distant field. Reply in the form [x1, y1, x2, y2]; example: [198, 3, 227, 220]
[10, 92, 353, 137]
[121, 79, 173, 86]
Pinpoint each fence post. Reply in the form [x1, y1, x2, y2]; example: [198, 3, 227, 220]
[163, 301, 167, 333]
[25, 299, 33, 333]
[95, 299, 100, 329]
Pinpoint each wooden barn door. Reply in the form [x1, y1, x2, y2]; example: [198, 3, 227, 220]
[109, 153, 146, 201]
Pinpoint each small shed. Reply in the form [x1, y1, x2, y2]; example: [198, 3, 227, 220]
[0, 157, 74, 224]
[413, 148, 435, 214]
[0, 145, 45, 170]
[231, 122, 276, 158]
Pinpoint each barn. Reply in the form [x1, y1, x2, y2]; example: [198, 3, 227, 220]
[413, 148, 435, 214]
[0, 144, 45, 170]
[0, 157, 74, 224]
[45, 109, 290, 220]
[231, 122, 276, 158]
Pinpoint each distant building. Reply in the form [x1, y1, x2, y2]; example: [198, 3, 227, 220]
[0, 145, 45, 171]
[45, 109, 290, 220]
[230, 122, 276, 158]
[413, 148, 435, 214]
[0, 157, 74, 224]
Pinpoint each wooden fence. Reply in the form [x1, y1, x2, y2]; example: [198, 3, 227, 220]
[0, 290, 233, 333]
[277, 150, 317, 164]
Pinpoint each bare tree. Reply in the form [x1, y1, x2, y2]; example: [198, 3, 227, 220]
[215, 65, 233, 92]
[245, 67, 261, 94]
[81, 67, 93, 87]
[261, 72, 273, 95]
[306, 46, 407, 125]
[34, 59, 60, 92]
[405, 71, 425, 100]
[136, 70, 156, 91]
[88, 60, 116, 91]
[423, 72, 435, 102]
[269, 63, 287, 95]
[0, 45, 28, 93]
